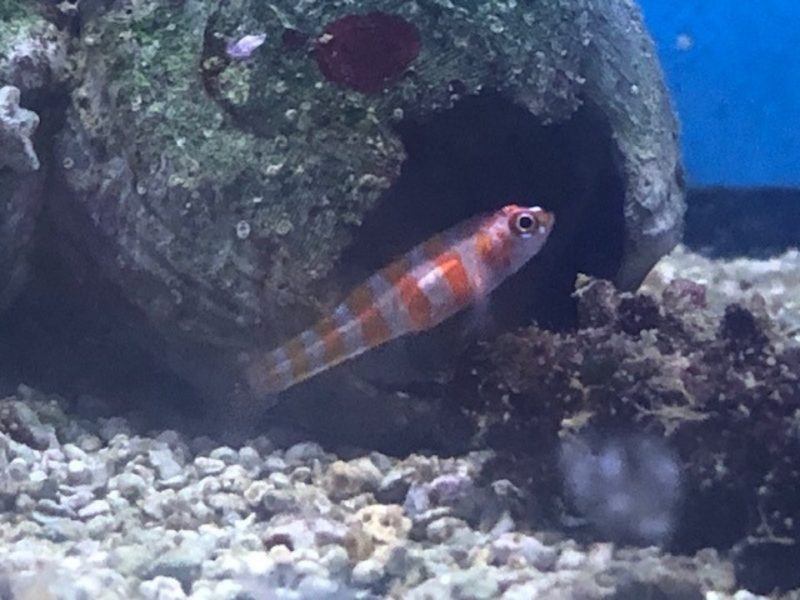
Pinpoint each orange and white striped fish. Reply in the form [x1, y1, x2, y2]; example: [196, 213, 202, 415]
[246, 204, 555, 395]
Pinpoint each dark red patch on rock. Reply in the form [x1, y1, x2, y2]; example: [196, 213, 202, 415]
[313, 12, 421, 94]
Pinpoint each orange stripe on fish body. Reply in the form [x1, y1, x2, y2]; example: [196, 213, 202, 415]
[437, 250, 473, 307]
[246, 204, 555, 395]
[313, 317, 347, 365]
[345, 283, 394, 347]
[381, 257, 433, 330]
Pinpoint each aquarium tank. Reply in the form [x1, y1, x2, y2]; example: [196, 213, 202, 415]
[0, 0, 798, 598]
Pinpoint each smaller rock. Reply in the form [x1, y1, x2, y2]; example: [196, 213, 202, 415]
[289, 465, 313, 484]
[261, 488, 297, 515]
[111, 472, 148, 499]
[209, 446, 238, 464]
[425, 516, 468, 543]
[149, 447, 183, 481]
[322, 459, 382, 500]
[297, 575, 344, 598]
[86, 514, 116, 538]
[556, 546, 587, 570]
[15, 492, 35, 512]
[77, 499, 111, 520]
[139, 576, 187, 600]
[62, 443, 88, 462]
[489, 532, 558, 571]
[347, 504, 410, 558]
[36, 497, 76, 518]
[351, 558, 385, 587]
[262, 455, 288, 473]
[377, 468, 412, 503]
[0, 398, 55, 449]
[238, 446, 261, 471]
[145, 535, 211, 590]
[662, 277, 707, 311]
[7, 456, 29, 481]
[285, 442, 326, 465]
[62, 488, 95, 513]
[194, 456, 225, 477]
[243, 481, 270, 507]
[268, 472, 290, 489]
[0, 86, 40, 172]
[207, 491, 248, 515]
[67, 459, 92, 485]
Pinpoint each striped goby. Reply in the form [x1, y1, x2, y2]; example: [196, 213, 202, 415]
[246, 204, 555, 395]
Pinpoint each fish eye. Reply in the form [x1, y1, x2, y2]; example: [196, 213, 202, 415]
[511, 211, 537, 235]
[516, 214, 535, 231]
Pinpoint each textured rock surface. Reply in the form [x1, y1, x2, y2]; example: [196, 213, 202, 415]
[0, 84, 41, 309]
[0, 85, 40, 172]
[40, 0, 683, 403]
[0, 3, 68, 311]
[644, 244, 800, 342]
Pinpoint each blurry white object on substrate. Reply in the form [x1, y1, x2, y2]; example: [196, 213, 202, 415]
[559, 431, 682, 545]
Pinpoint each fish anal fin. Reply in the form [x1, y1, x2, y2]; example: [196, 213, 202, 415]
[463, 295, 496, 340]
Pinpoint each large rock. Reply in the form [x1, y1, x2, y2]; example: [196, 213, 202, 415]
[46, 0, 682, 429]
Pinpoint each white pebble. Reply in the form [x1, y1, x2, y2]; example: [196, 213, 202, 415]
[194, 457, 225, 477]
[351, 558, 385, 586]
[140, 576, 187, 600]
[78, 499, 111, 519]
[67, 459, 92, 485]
[238, 446, 260, 471]
[8, 457, 29, 481]
[113, 472, 148, 498]
[149, 447, 183, 480]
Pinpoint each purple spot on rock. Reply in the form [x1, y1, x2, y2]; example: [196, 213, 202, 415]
[226, 33, 267, 60]
[663, 277, 707, 310]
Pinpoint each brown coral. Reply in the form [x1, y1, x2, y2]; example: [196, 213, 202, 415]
[453, 278, 800, 591]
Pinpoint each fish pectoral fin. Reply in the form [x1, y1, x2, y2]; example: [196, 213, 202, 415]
[462, 296, 496, 340]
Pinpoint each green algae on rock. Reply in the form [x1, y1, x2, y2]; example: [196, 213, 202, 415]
[49, 0, 683, 403]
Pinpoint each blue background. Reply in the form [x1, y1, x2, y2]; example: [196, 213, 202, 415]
[638, 1, 799, 188]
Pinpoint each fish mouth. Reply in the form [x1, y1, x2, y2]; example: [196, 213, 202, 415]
[529, 206, 555, 235]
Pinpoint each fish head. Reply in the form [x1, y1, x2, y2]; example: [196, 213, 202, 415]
[495, 204, 555, 270]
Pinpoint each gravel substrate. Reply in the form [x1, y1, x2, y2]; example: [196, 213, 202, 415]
[0, 385, 772, 600]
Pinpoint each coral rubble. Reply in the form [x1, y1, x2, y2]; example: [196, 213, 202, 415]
[454, 277, 800, 592]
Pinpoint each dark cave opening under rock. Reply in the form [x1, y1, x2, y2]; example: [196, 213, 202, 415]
[343, 91, 627, 331]
[267, 92, 628, 452]
[0, 88, 201, 431]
